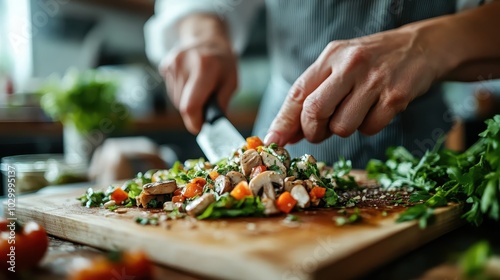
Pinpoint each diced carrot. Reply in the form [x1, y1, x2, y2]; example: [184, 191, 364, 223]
[182, 183, 203, 198]
[250, 165, 267, 179]
[173, 188, 183, 196]
[310, 186, 326, 199]
[208, 170, 219, 181]
[111, 187, 129, 205]
[230, 181, 253, 200]
[276, 191, 297, 214]
[246, 136, 264, 150]
[172, 195, 185, 203]
[191, 177, 207, 187]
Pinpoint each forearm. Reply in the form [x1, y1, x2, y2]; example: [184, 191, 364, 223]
[404, 1, 500, 80]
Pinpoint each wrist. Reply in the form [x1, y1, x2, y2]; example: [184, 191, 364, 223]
[177, 14, 231, 48]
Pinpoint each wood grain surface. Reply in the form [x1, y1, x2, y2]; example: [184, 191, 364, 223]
[7, 185, 463, 280]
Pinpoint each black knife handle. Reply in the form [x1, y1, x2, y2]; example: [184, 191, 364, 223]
[204, 94, 225, 125]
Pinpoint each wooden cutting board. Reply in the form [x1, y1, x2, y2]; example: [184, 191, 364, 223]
[8, 184, 463, 280]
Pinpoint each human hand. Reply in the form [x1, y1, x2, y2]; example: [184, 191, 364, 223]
[265, 26, 451, 146]
[160, 14, 238, 134]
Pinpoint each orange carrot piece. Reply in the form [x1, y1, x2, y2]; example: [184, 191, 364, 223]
[208, 170, 219, 181]
[230, 181, 253, 200]
[172, 195, 185, 203]
[183, 183, 203, 198]
[246, 136, 264, 150]
[310, 186, 327, 199]
[111, 187, 129, 205]
[191, 177, 207, 187]
[276, 191, 297, 214]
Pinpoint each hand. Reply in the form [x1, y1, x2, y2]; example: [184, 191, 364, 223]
[265, 26, 450, 146]
[160, 15, 238, 134]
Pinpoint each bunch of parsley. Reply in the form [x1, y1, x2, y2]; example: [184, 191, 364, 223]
[367, 115, 500, 228]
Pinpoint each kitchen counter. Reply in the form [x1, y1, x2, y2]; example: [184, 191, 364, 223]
[14, 222, 500, 280]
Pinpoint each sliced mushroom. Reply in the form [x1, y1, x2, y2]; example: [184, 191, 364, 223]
[284, 176, 296, 192]
[215, 175, 232, 194]
[136, 193, 168, 208]
[303, 179, 314, 191]
[249, 171, 283, 200]
[296, 154, 317, 171]
[260, 151, 287, 179]
[226, 171, 246, 187]
[142, 180, 177, 195]
[290, 185, 311, 208]
[186, 193, 215, 217]
[262, 196, 280, 215]
[270, 146, 291, 169]
[240, 149, 262, 176]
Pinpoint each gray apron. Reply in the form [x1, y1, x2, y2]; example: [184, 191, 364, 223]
[253, 0, 456, 168]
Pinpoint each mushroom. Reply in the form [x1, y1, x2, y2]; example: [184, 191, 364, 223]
[249, 171, 283, 201]
[270, 146, 291, 169]
[226, 171, 246, 187]
[185, 193, 215, 217]
[142, 180, 177, 195]
[284, 176, 296, 192]
[296, 154, 317, 171]
[290, 185, 311, 208]
[262, 196, 280, 215]
[303, 179, 314, 191]
[136, 193, 168, 208]
[215, 175, 232, 194]
[260, 151, 287, 179]
[240, 149, 263, 176]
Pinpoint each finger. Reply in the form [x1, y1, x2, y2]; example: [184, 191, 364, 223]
[265, 63, 331, 146]
[300, 72, 355, 142]
[328, 79, 380, 138]
[179, 59, 219, 134]
[216, 59, 238, 113]
[358, 89, 408, 135]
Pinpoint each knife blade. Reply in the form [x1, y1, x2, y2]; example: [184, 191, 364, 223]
[196, 95, 246, 164]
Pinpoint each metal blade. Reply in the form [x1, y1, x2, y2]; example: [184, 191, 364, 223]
[196, 117, 246, 164]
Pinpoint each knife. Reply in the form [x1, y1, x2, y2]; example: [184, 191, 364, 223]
[196, 95, 246, 164]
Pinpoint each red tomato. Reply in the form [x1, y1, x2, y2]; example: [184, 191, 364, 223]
[190, 177, 206, 187]
[111, 187, 129, 205]
[0, 218, 49, 272]
[69, 251, 153, 280]
[172, 195, 185, 203]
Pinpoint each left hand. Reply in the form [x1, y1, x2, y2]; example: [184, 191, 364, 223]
[265, 26, 448, 146]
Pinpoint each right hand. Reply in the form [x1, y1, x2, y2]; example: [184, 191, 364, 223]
[159, 15, 238, 134]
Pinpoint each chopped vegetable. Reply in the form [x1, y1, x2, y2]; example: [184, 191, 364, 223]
[230, 181, 253, 200]
[197, 194, 265, 219]
[458, 241, 492, 278]
[183, 183, 203, 199]
[111, 187, 129, 205]
[172, 195, 185, 203]
[250, 165, 267, 179]
[276, 192, 297, 214]
[310, 186, 326, 199]
[246, 136, 264, 150]
[209, 170, 220, 181]
[191, 177, 207, 187]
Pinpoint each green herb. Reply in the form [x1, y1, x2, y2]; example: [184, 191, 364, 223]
[335, 208, 362, 226]
[38, 69, 129, 134]
[458, 241, 492, 278]
[367, 115, 500, 227]
[108, 205, 118, 211]
[285, 214, 300, 222]
[135, 216, 159, 226]
[78, 188, 106, 207]
[197, 194, 265, 220]
[166, 208, 186, 220]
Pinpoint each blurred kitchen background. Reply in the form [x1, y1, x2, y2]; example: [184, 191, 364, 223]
[0, 0, 499, 196]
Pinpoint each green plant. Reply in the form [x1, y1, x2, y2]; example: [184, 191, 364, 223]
[39, 68, 129, 134]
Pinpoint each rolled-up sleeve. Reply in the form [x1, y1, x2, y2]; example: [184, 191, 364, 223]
[144, 0, 264, 65]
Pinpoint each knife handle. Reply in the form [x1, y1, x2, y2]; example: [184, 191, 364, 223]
[204, 95, 225, 125]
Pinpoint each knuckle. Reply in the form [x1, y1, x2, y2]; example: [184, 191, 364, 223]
[330, 122, 353, 138]
[288, 80, 308, 103]
[381, 90, 408, 113]
[302, 97, 323, 119]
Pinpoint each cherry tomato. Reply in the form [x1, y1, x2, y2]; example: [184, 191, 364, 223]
[0, 218, 49, 272]
[69, 251, 153, 280]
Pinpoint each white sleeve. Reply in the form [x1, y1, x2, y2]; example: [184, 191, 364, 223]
[144, 0, 264, 65]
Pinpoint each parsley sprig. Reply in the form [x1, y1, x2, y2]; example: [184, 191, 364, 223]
[367, 115, 500, 228]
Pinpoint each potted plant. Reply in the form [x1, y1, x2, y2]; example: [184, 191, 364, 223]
[38, 68, 130, 164]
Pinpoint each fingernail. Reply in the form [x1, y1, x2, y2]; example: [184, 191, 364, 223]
[264, 131, 279, 146]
